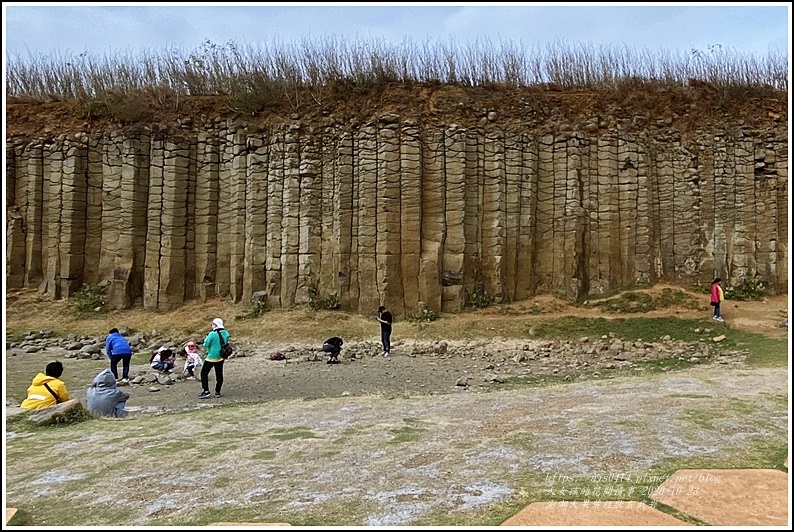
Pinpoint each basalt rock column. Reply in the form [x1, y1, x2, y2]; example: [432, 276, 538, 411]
[356, 124, 379, 313]
[377, 115, 405, 314]
[4, 112, 789, 312]
[442, 125, 466, 312]
[399, 123, 422, 316]
[195, 132, 220, 301]
[419, 129, 445, 313]
[106, 133, 149, 309]
[298, 129, 322, 305]
[242, 135, 269, 303]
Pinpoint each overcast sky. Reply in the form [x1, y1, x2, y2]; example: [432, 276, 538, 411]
[2, 2, 790, 59]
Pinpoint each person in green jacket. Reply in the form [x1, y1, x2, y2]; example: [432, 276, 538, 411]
[21, 361, 70, 409]
[198, 317, 230, 399]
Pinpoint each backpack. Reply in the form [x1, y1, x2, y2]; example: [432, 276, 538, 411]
[216, 330, 233, 359]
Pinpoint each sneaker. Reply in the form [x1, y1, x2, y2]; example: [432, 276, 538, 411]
[715, 317, 725, 322]
[712, 316, 719, 321]
[198, 390, 211, 399]
[382, 352, 390, 357]
[214, 392, 222, 398]
[186, 376, 195, 381]
[120, 378, 129, 384]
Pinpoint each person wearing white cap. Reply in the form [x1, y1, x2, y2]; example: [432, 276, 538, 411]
[199, 317, 230, 398]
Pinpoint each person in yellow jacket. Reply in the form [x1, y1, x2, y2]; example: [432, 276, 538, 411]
[20, 360, 70, 409]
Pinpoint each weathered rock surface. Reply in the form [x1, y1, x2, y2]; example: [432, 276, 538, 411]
[5, 111, 787, 315]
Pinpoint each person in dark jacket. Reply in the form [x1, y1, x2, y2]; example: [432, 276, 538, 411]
[105, 327, 133, 383]
[376, 306, 393, 357]
[322, 337, 344, 364]
[86, 368, 130, 418]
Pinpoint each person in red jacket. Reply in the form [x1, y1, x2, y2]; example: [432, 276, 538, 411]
[710, 277, 725, 322]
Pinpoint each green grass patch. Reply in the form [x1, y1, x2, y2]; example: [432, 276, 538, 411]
[212, 476, 235, 489]
[589, 289, 701, 313]
[281, 499, 380, 527]
[267, 427, 319, 440]
[171, 501, 287, 526]
[732, 337, 788, 368]
[252, 450, 277, 460]
[683, 409, 718, 430]
[761, 393, 788, 408]
[503, 432, 533, 451]
[5, 496, 135, 526]
[614, 419, 648, 429]
[531, 316, 788, 367]
[388, 420, 425, 444]
[6, 409, 98, 433]
[532, 316, 702, 341]
[332, 426, 370, 444]
[725, 398, 758, 414]
[142, 440, 184, 457]
[67, 283, 108, 315]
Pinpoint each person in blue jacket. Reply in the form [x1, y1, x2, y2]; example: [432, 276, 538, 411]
[105, 327, 133, 383]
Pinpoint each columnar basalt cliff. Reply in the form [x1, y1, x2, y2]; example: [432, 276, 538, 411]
[5, 86, 788, 315]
